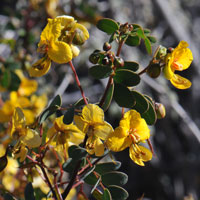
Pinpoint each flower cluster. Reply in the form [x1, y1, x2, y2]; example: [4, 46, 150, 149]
[29, 15, 89, 77]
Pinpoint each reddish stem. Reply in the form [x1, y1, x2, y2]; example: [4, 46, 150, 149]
[69, 61, 88, 105]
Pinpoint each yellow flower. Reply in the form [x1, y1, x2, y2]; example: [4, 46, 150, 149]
[10, 107, 41, 162]
[74, 104, 113, 156]
[15, 69, 38, 96]
[106, 110, 152, 166]
[46, 115, 85, 154]
[163, 41, 193, 89]
[29, 15, 89, 77]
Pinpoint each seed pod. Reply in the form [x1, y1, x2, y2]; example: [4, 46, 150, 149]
[114, 57, 124, 67]
[89, 53, 100, 64]
[155, 103, 166, 119]
[103, 42, 112, 51]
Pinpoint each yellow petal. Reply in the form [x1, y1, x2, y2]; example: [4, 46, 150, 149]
[94, 121, 113, 140]
[74, 115, 88, 133]
[14, 145, 28, 162]
[18, 77, 38, 96]
[48, 40, 72, 63]
[94, 138, 104, 157]
[170, 74, 192, 89]
[129, 145, 152, 166]
[29, 57, 51, 77]
[120, 110, 150, 141]
[173, 41, 193, 70]
[163, 53, 174, 80]
[11, 107, 26, 137]
[56, 15, 74, 27]
[82, 104, 104, 124]
[106, 127, 131, 152]
[22, 129, 41, 148]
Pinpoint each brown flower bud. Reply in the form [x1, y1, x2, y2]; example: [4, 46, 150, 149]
[103, 42, 112, 51]
[114, 57, 124, 67]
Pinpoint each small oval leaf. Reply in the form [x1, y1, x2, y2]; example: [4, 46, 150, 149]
[84, 171, 99, 185]
[144, 38, 152, 54]
[9, 71, 21, 91]
[95, 161, 121, 175]
[101, 82, 114, 111]
[0, 155, 8, 172]
[102, 171, 128, 186]
[25, 182, 35, 200]
[89, 65, 113, 79]
[147, 36, 157, 44]
[123, 61, 139, 72]
[68, 145, 88, 160]
[63, 106, 75, 125]
[141, 98, 157, 125]
[108, 185, 129, 200]
[131, 91, 149, 114]
[113, 83, 135, 108]
[97, 18, 119, 34]
[114, 69, 140, 87]
[74, 97, 89, 107]
[125, 35, 140, 46]
[103, 188, 112, 200]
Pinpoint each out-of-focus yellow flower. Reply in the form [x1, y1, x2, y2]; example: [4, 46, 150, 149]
[0, 144, 20, 192]
[29, 15, 89, 77]
[10, 107, 41, 162]
[0, 91, 31, 123]
[106, 110, 152, 166]
[45, 0, 59, 18]
[74, 104, 113, 156]
[163, 41, 193, 89]
[46, 115, 84, 156]
[16, 70, 38, 96]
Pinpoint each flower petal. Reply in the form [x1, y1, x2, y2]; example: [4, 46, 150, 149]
[94, 121, 113, 140]
[94, 138, 105, 157]
[29, 57, 51, 77]
[48, 41, 72, 63]
[129, 145, 152, 166]
[170, 74, 192, 89]
[22, 129, 41, 148]
[106, 126, 131, 152]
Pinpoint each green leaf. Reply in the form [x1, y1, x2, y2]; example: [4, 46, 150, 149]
[147, 36, 157, 44]
[91, 176, 101, 194]
[141, 98, 157, 125]
[113, 83, 135, 108]
[62, 158, 78, 173]
[1, 70, 10, 88]
[0, 155, 8, 172]
[63, 106, 74, 125]
[102, 171, 128, 186]
[4, 61, 21, 70]
[84, 171, 99, 185]
[95, 161, 121, 175]
[144, 37, 152, 54]
[101, 82, 114, 111]
[108, 185, 129, 200]
[68, 145, 88, 160]
[3, 193, 15, 200]
[114, 69, 140, 87]
[9, 71, 21, 91]
[89, 65, 113, 79]
[123, 61, 139, 72]
[49, 95, 62, 107]
[92, 189, 103, 200]
[132, 24, 141, 29]
[109, 32, 119, 43]
[39, 95, 62, 124]
[25, 182, 35, 200]
[137, 29, 145, 39]
[74, 98, 89, 107]
[125, 35, 140, 46]
[97, 18, 119, 34]
[143, 28, 151, 34]
[131, 91, 149, 114]
[82, 166, 96, 181]
[102, 189, 112, 200]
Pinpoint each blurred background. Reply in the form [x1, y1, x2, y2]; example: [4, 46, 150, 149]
[1, 0, 200, 199]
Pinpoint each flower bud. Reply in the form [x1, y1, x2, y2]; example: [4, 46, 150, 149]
[103, 42, 112, 51]
[89, 53, 100, 64]
[72, 28, 88, 45]
[155, 103, 166, 119]
[114, 57, 124, 67]
[147, 62, 161, 78]
[156, 45, 167, 59]
[102, 57, 110, 65]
